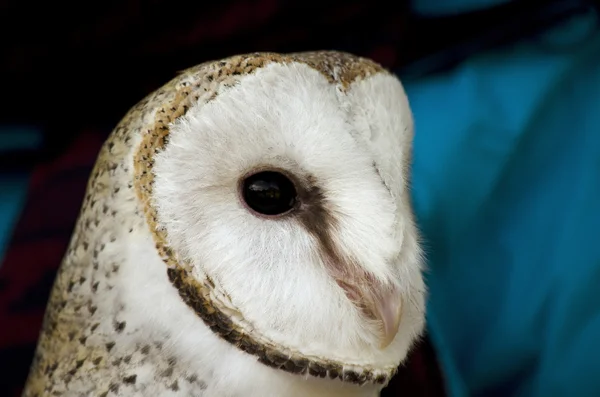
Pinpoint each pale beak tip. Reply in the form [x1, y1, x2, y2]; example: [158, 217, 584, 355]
[376, 292, 403, 350]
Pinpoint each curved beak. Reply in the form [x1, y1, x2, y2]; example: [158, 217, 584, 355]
[336, 275, 403, 349]
[371, 286, 403, 349]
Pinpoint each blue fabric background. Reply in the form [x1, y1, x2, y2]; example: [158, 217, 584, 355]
[1, 2, 598, 396]
[402, 4, 600, 396]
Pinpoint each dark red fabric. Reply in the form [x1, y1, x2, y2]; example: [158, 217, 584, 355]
[0, 130, 447, 396]
[0, 131, 107, 397]
[2, 0, 585, 132]
[1, 0, 411, 130]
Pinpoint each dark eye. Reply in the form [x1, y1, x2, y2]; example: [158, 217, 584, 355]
[241, 171, 298, 216]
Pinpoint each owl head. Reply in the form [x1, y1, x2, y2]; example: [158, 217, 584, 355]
[133, 52, 425, 387]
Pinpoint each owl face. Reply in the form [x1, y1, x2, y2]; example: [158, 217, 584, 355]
[140, 54, 425, 384]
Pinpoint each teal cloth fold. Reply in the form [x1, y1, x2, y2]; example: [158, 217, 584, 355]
[0, 174, 29, 265]
[411, 0, 511, 16]
[0, 127, 41, 265]
[403, 12, 600, 397]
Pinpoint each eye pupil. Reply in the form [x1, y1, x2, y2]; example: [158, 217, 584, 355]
[242, 171, 297, 216]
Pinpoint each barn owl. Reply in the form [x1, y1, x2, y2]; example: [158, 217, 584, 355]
[22, 51, 426, 397]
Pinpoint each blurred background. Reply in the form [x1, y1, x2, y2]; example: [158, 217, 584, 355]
[1, 0, 599, 396]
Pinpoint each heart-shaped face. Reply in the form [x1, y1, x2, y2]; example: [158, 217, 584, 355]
[145, 52, 426, 384]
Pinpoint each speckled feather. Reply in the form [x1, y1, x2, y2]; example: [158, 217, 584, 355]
[22, 51, 412, 397]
